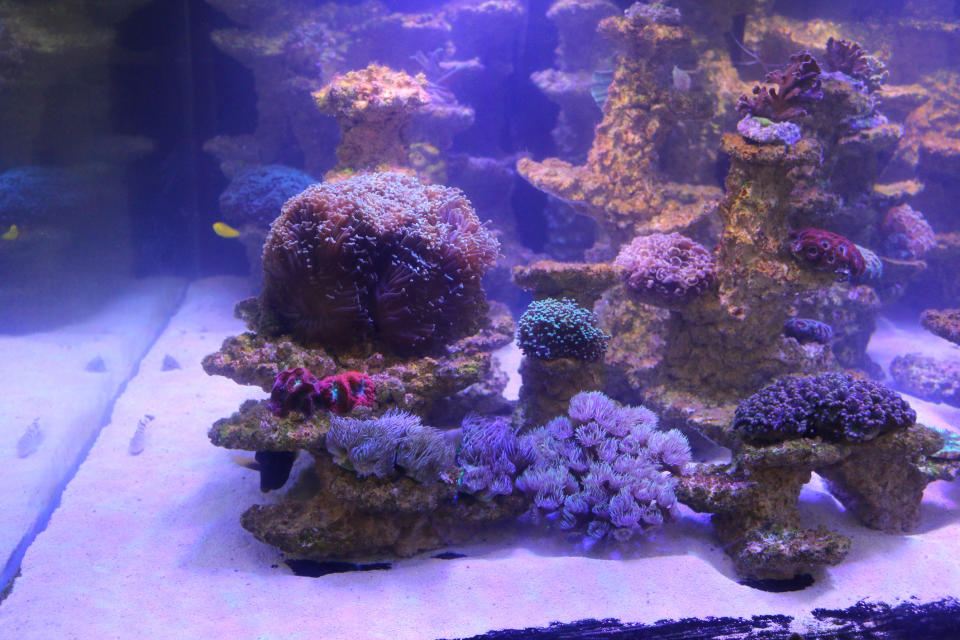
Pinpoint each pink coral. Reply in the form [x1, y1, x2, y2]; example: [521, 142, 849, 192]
[614, 232, 715, 306]
[881, 204, 935, 260]
[787, 228, 865, 279]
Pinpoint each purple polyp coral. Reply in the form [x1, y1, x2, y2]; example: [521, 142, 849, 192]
[515, 392, 691, 547]
[733, 373, 916, 444]
[783, 318, 834, 345]
[456, 415, 535, 500]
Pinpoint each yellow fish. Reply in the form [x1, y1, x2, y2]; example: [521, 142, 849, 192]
[2, 224, 19, 240]
[212, 221, 240, 239]
[232, 454, 261, 471]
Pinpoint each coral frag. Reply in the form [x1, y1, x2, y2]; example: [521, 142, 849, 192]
[261, 171, 498, 353]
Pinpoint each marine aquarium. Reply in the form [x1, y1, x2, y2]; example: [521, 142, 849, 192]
[4, 0, 960, 638]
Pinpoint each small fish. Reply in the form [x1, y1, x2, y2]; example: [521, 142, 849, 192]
[672, 65, 692, 92]
[17, 419, 43, 458]
[590, 69, 615, 110]
[2, 224, 19, 240]
[128, 414, 155, 456]
[212, 221, 240, 238]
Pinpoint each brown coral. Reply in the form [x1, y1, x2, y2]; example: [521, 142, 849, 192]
[261, 171, 499, 354]
[313, 64, 431, 173]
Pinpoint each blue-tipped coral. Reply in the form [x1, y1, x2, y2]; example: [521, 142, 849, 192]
[0, 166, 86, 229]
[515, 392, 691, 546]
[516, 298, 610, 361]
[456, 415, 535, 500]
[325, 409, 455, 483]
[733, 373, 916, 445]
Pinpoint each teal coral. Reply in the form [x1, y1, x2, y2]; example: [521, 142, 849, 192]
[516, 297, 610, 361]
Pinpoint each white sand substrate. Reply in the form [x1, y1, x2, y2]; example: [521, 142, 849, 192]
[0, 277, 187, 588]
[0, 277, 958, 639]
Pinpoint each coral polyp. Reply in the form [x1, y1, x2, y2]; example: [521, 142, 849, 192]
[783, 318, 834, 345]
[733, 373, 916, 445]
[261, 171, 499, 353]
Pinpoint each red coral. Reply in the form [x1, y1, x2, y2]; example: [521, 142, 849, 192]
[316, 371, 376, 414]
[267, 368, 375, 417]
[787, 228, 865, 280]
[267, 367, 324, 417]
[736, 52, 823, 122]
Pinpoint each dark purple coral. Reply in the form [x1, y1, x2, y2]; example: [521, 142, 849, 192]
[267, 367, 375, 417]
[823, 38, 869, 78]
[787, 228, 865, 280]
[614, 232, 716, 307]
[733, 373, 916, 444]
[823, 38, 887, 93]
[783, 318, 834, 345]
[736, 53, 823, 122]
[261, 172, 499, 353]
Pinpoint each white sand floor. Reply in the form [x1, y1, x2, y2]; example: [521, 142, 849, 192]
[0, 277, 187, 589]
[1, 277, 959, 639]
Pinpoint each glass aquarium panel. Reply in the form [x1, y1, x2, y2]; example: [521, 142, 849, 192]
[2, 0, 960, 637]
